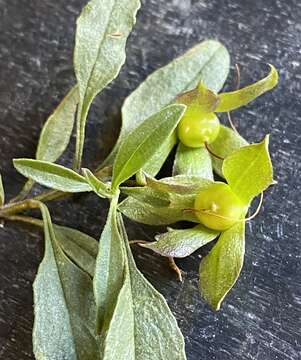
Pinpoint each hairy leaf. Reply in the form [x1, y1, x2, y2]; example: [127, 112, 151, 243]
[199, 222, 245, 310]
[173, 143, 213, 179]
[142, 225, 219, 258]
[137, 130, 177, 179]
[223, 136, 273, 203]
[36, 86, 79, 162]
[111, 104, 186, 190]
[102, 40, 230, 169]
[209, 125, 248, 177]
[54, 225, 98, 277]
[119, 196, 197, 226]
[13, 159, 91, 193]
[215, 65, 278, 112]
[93, 196, 125, 334]
[73, 0, 141, 169]
[102, 214, 187, 359]
[33, 203, 99, 359]
[82, 168, 111, 198]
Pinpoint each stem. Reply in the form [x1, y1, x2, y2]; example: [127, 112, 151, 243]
[167, 257, 183, 282]
[1, 214, 43, 227]
[0, 189, 70, 217]
[9, 178, 35, 203]
[0, 199, 41, 216]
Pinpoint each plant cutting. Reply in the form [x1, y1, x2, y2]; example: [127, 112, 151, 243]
[0, 0, 279, 358]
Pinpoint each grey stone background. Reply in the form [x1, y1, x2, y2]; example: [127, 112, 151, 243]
[0, 0, 300, 359]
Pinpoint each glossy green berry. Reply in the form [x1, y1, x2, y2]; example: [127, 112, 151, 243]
[194, 182, 246, 231]
[177, 106, 220, 148]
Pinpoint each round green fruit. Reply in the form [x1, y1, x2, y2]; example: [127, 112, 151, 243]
[177, 107, 220, 148]
[194, 182, 245, 231]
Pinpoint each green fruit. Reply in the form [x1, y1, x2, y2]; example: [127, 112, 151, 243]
[177, 106, 220, 148]
[194, 182, 245, 231]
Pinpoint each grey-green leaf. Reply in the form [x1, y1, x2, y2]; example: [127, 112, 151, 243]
[102, 214, 187, 359]
[103, 39, 230, 170]
[82, 168, 112, 198]
[0, 174, 4, 206]
[33, 203, 99, 359]
[73, 0, 141, 169]
[199, 222, 245, 310]
[137, 130, 177, 178]
[111, 104, 186, 190]
[36, 86, 79, 162]
[120, 174, 213, 225]
[119, 196, 197, 226]
[209, 125, 248, 177]
[93, 196, 125, 334]
[13, 159, 91, 193]
[173, 143, 213, 179]
[54, 225, 98, 277]
[222, 136, 273, 204]
[142, 225, 219, 258]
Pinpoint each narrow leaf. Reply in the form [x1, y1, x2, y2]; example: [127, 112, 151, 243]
[121, 186, 171, 207]
[54, 225, 98, 277]
[103, 214, 187, 359]
[102, 40, 230, 169]
[119, 196, 197, 226]
[111, 104, 186, 190]
[222, 136, 273, 203]
[142, 225, 219, 258]
[93, 195, 125, 334]
[215, 65, 278, 112]
[101, 270, 135, 359]
[73, 0, 141, 169]
[209, 125, 248, 177]
[36, 86, 79, 162]
[199, 222, 245, 310]
[82, 168, 111, 198]
[0, 174, 4, 206]
[137, 130, 177, 178]
[173, 143, 213, 179]
[33, 203, 99, 359]
[13, 159, 91, 193]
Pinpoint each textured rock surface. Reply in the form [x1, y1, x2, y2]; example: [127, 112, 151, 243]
[0, 0, 300, 359]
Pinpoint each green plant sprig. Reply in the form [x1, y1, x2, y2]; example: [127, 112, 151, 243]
[0, 0, 280, 358]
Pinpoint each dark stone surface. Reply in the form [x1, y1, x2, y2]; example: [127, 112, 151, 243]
[0, 0, 300, 359]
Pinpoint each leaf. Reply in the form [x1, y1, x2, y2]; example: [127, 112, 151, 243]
[119, 196, 197, 226]
[73, 0, 141, 169]
[137, 130, 177, 178]
[145, 174, 213, 196]
[111, 104, 186, 190]
[33, 203, 99, 359]
[222, 136, 273, 204]
[173, 143, 213, 180]
[82, 168, 112, 198]
[93, 195, 125, 334]
[176, 81, 220, 113]
[102, 214, 187, 359]
[199, 222, 245, 310]
[36, 86, 79, 162]
[142, 225, 219, 258]
[102, 39, 230, 169]
[215, 64, 278, 112]
[0, 174, 4, 206]
[101, 268, 135, 359]
[13, 159, 92, 193]
[121, 186, 171, 207]
[54, 225, 98, 277]
[209, 125, 248, 177]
